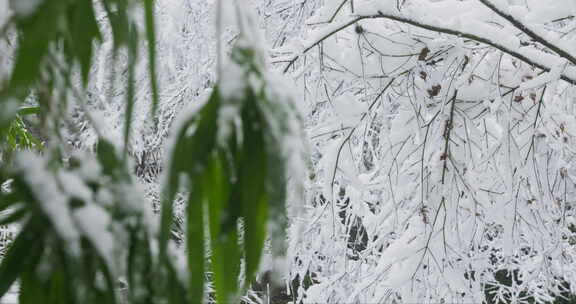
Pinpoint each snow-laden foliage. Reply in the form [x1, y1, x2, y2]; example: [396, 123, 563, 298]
[263, 0, 576, 303]
[4, 0, 576, 303]
[0, 1, 304, 303]
[158, 5, 306, 303]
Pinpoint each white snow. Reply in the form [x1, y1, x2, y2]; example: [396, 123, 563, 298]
[73, 204, 114, 266]
[15, 152, 80, 256]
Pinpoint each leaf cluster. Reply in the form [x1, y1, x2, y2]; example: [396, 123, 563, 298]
[160, 44, 294, 303]
[0, 1, 300, 303]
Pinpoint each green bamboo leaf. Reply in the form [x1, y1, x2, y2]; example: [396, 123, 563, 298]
[205, 153, 240, 303]
[46, 268, 68, 304]
[18, 246, 47, 304]
[80, 242, 103, 303]
[17, 106, 40, 116]
[166, 268, 188, 304]
[96, 138, 126, 180]
[0, 217, 44, 298]
[6, 125, 16, 149]
[96, 256, 118, 304]
[0, 207, 26, 226]
[186, 179, 205, 304]
[69, 0, 101, 84]
[5, 115, 41, 151]
[159, 126, 190, 260]
[210, 225, 241, 304]
[0, 192, 22, 212]
[143, 0, 160, 116]
[184, 91, 220, 176]
[158, 90, 222, 303]
[160, 89, 220, 256]
[125, 223, 160, 303]
[9, 0, 66, 91]
[261, 109, 290, 256]
[52, 242, 87, 303]
[21, 130, 42, 151]
[239, 95, 268, 285]
[61, 250, 89, 303]
[101, 0, 130, 51]
[123, 26, 138, 159]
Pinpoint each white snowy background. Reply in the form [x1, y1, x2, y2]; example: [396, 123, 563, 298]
[3, 0, 576, 303]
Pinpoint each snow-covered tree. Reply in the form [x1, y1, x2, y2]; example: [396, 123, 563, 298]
[266, 0, 576, 303]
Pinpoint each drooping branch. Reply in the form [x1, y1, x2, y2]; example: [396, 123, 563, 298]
[283, 10, 576, 85]
[478, 0, 576, 67]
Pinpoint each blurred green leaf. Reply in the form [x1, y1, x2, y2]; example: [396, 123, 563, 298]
[0, 0, 299, 301]
[0, 217, 44, 298]
[18, 237, 48, 304]
[186, 179, 205, 304]
[69, 0, 101, 84]
[123, 26, 138, 159]
[97, 138, 126, 180]
[239, 94, 268, 285]
[101, 0, 130, 51]
[9, 0, 66, 92]
[17, 106, 40, 116]
[0, 192, 22, 212]
[0, 207, 26, 226]
[143, 0, 160, 116]
[206, 153, 242, 303]
[160, 89, 219, 258]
